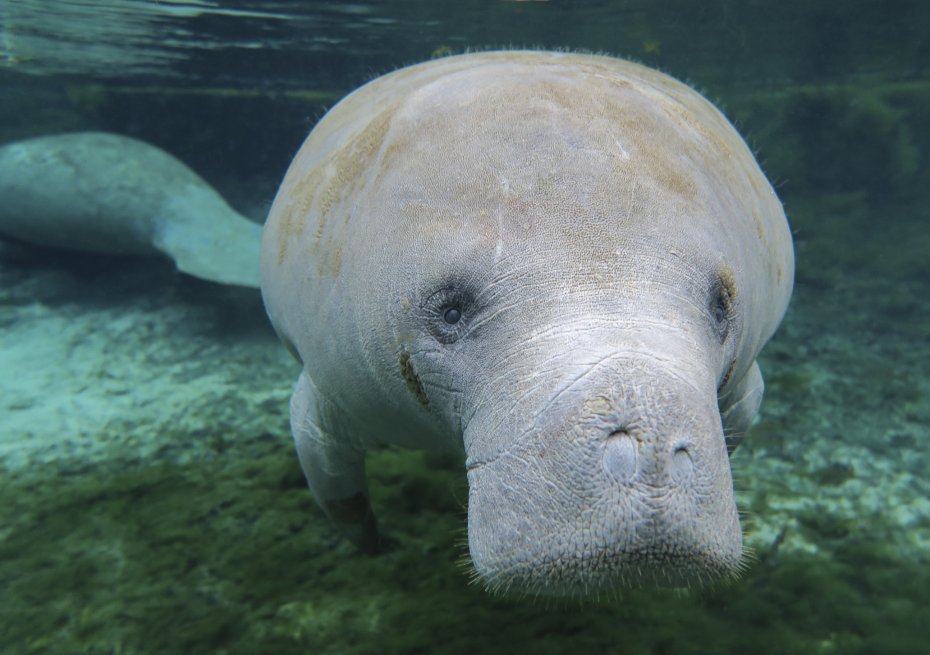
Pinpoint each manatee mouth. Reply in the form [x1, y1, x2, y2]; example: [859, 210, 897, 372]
[469, 533, 744, 598]
[467, 490, 745, 597]
[476, 553, 739, 598]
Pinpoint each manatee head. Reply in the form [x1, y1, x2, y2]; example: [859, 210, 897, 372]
[261, 51, 793, 596]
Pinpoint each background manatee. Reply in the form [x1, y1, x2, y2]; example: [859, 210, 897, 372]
[261, 50, 794, 596]
[0, 132, 262, 288]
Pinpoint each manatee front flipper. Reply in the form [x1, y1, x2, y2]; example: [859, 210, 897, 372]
[720, 360, 765, 453]
[290, 371, 381, 553]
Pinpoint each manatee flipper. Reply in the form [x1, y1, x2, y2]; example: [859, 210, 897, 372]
[290, 372, 380, 553]
[720, 360, 765, 453]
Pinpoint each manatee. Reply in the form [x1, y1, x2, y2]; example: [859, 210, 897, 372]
[261, 51, 794, 596]
[0, 132, 262, 287]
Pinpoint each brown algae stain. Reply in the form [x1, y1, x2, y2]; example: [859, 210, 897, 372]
[318, 106, 395, 220]
[329, 243, 343, 277]
[752, 208, 765, 240]
[275, 168, 322, 265]
[719, 264, 738, 301]
[276, 103, 397, 270]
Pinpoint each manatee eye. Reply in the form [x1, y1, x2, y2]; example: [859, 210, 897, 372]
[423, 287, 473, 343]
[443, 307, 462, 325]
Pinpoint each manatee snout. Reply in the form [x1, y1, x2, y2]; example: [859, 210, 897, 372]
[465, 362, 742, 595]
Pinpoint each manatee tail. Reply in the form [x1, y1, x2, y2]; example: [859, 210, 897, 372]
[154, 207, 264, 288]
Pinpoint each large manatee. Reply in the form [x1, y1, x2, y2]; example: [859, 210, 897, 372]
[261, 51, 794, 596]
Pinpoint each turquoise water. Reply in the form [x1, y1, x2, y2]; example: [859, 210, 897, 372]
[1, 2, 928, 653]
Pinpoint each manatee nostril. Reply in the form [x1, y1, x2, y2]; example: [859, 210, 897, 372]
[670, 445, 694, 483]
[602, 429, 637, 482]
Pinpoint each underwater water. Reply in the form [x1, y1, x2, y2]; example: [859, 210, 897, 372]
[1, 1, 929, 653]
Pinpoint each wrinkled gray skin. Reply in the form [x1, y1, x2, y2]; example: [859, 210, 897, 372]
[0, 132, 262, 287]
[261, 51, 794, 596]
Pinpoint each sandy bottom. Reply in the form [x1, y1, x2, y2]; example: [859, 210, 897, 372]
[1, 193, 928, 654]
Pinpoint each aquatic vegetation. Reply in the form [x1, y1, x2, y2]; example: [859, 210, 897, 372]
[3, 426, 930, 653]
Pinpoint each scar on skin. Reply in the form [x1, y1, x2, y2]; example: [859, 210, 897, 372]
[399, 351, 429, 406]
